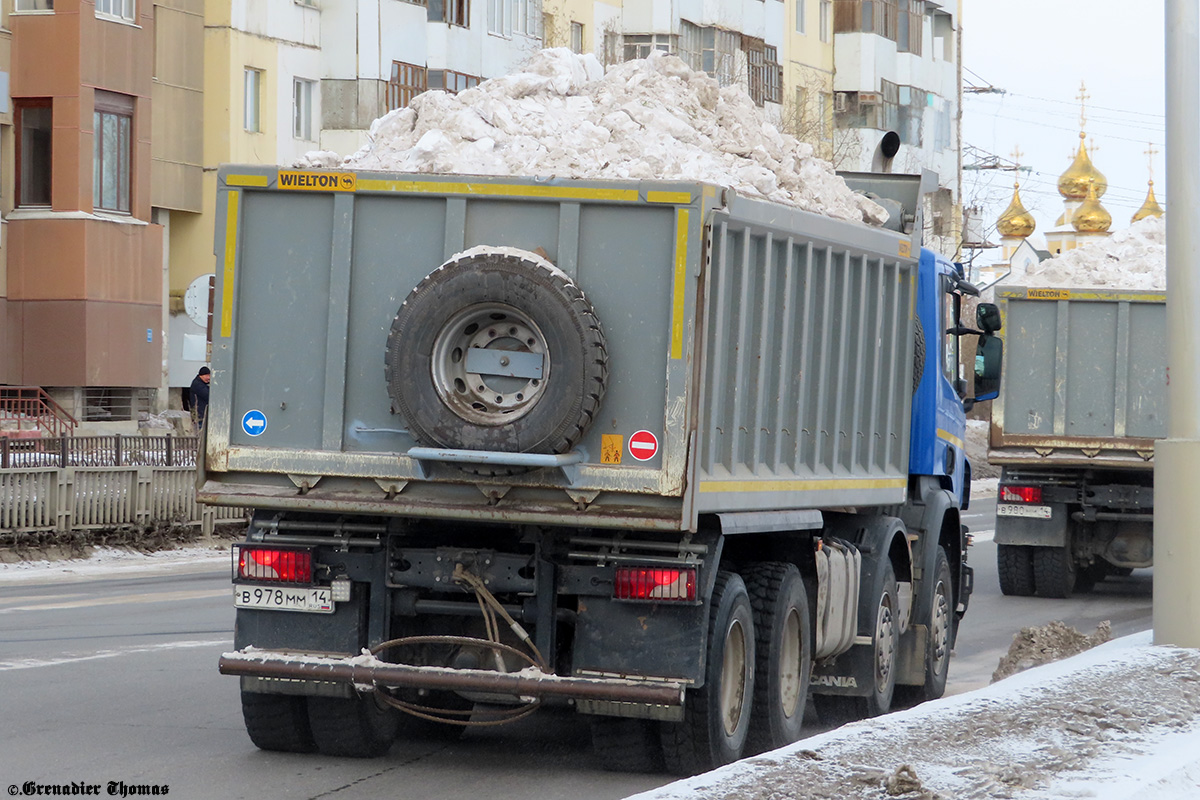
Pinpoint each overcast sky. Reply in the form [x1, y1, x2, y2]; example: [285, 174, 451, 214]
[960, 3, 1166, 262]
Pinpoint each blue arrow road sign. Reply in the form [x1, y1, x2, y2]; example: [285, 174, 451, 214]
[241, 410, 268, 437]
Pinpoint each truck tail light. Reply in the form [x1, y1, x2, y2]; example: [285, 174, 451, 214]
[235, 546, 313, 584]
[1001, 485, 1043, 503]
[614, 567, 697, 602]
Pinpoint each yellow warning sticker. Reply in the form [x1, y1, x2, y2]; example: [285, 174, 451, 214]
[278, 171, 357, 192]
[601, 435, 623, 464]
[898, 240, 912, 258]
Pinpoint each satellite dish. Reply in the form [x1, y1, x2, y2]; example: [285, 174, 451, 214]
[184, 274, 215, 328]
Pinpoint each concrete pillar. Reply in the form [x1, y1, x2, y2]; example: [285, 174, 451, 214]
[1154, 0, 1200, 647]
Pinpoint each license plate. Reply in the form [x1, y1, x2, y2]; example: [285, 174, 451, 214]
[997, 503, 1053, 520]
[234, 586, 334, 614]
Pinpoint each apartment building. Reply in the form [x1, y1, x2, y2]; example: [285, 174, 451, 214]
[3, 0, 163, 426]
[831, 0, 962, 251]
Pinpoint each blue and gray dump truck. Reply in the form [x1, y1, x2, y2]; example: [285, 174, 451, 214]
[203, 166, 1002, 774]
[990, 287, 1162, 598]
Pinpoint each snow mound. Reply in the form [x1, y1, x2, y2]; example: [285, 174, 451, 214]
[632, 633, 1200, 800]
[1024, 216, 1165, 289]
[298, 49, 887, 226]
[992, 620, 1112, 683]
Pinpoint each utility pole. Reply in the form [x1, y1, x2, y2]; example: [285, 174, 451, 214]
[1155, 0, 1200, 647]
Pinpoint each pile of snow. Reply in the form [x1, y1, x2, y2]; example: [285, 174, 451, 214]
[631, 632, 1200, 800]
[991, 620, 1112, 683]
[300, 49, 886, 226]
[1024, 216, 1165, 289]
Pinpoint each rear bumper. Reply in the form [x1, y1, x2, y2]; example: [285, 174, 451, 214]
[219, 649, 685, 707]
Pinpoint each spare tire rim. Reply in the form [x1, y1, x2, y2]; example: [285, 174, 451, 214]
[431, 302, 551, 426]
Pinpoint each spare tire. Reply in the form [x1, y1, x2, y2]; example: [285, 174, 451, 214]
[385, 248, 608, 469]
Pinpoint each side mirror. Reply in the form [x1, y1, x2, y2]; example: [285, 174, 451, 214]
[971, 334, 1003, 403]
[977, 302, 1002, 335]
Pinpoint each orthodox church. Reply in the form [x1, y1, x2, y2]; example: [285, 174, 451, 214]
[988, 95, 1164, 285]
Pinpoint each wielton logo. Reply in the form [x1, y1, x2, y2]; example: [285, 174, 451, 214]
[278, 171, 357, 192]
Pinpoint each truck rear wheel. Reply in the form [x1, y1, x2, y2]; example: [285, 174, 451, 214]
[590, 717, 664, 773]
[744, 563, 811, 755]
[240, 691, 316, 753]
[813, 560, 898, 725]
[385, 249, 608, 475]
[661, 571, 755, 776]
[1032, 545, 1076, 599]
[308, 692, 399, 758]
[997, 544, 1035, 596]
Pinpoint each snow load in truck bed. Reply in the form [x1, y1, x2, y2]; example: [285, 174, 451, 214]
[297, 48, 888, 226]
[1020, 215, 1165, 290]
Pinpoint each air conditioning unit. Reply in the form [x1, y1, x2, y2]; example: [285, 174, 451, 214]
[834, 92, 849, 112]
[858, 91, 882, 105]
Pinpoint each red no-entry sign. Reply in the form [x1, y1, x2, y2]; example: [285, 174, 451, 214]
[628, 430, 659, 461]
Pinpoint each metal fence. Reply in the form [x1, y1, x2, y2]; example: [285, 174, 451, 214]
[0, 434, 197, 469]
[0, 435, 243, 536]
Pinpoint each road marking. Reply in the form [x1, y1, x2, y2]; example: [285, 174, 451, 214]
[970, 529, 995, 543]
[0, 639, 229, 672]
[0, 588, 227, 614]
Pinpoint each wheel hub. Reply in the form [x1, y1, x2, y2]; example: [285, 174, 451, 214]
[931, 579, 950, 676]
[431, 303, 550, 426]
[720, 618, 748, 736]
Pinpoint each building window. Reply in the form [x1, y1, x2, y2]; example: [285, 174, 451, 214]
[429, 69, 481, 94]
[94, 92, 133, 214]
[14, 0, 53, 10]
[834, 0, 899, 42]
[293, 78, 315, 141]
[488, 0, 509, 34]
[747, 37, 766, 105]
[515, 0, 540, 36]
[83, 388, 151, 422]
[602, 30, 622, 66]
[678, 20, 702, 72]
[796, 0, 806, 34]
[244, 69, 261, 132]
[702, 28, 739, 86]
[764, 46, 782, 104]
[898, 0, 923, 54]
[16, 100, 53, 207]
[820, 0, 831, 42]
[428, 0, 468, 26]
[623, 33, 675, 61]
[570, 21, 584, 53]
[388, 61, 427, 110]
[95, 0, 134, 21]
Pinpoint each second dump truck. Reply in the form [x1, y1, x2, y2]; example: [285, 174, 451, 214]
[989, 286, 1162, 598]
[203, 166, 1002, 774]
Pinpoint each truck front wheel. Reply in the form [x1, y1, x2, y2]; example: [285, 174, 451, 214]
[308, 691, 399, 758]
[661, 571, 755, 776]
[240, 691, 316, 753]
[744, 563, 811, 756]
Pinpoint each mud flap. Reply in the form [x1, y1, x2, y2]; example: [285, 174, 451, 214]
[810, 644, 875, 697]
[893, 623, 929, 687]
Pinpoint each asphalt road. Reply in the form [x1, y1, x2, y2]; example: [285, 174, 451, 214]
[0, 506, 1153, 800]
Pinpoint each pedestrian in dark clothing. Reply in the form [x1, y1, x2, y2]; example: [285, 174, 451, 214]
[190, 366, 211, 428]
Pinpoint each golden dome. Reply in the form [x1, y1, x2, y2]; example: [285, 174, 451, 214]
[997, 182, 1036, 238]
[1073, 179, 1112, 233]
[1131, 180, 1164, 223]
[1058, 133, 1108, 200]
